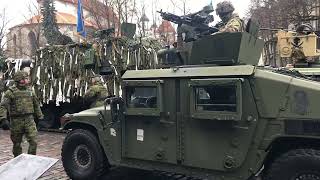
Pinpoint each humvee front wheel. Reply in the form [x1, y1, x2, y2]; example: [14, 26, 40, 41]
[265, 149, 320, 180]
[61, 129, 109, 180]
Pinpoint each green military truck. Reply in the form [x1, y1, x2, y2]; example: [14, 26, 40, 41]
[60, 18, 320, 180]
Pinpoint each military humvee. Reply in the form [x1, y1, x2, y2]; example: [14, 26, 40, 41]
[61, 21, 320, 180]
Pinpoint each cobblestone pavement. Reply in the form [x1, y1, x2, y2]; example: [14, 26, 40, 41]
[0, 130, 69, 180]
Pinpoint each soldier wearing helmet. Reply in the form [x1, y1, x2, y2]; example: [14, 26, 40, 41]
[214, 1, 244, 32]
[0, 71, 43, 157]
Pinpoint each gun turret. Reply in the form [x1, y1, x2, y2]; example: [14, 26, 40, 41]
[157, 10, 218, 37]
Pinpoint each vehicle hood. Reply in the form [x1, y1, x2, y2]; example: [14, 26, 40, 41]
[72, 105, 110, 117]
[253, 69, 320, 119]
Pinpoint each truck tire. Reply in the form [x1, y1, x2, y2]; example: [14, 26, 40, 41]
[61, 129, 109, 180]
[264, 149, 320, 180]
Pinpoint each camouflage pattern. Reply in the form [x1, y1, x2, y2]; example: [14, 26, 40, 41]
[10, 115, 37, 157]
[216, 13, 244, 32]
[291, 48, 306, 63]
[215, 1, 244, 33]
[0, 77, 6, 126]
[0, 76, 43, 156]
[13, 71, 28, 82]
[84, 82, 108, 108]
[215, 1, 234, 15]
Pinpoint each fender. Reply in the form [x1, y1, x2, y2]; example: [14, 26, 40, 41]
[261, 135, 320, 170]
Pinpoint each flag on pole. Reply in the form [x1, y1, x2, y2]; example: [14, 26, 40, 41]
[77, 0, 86, 37]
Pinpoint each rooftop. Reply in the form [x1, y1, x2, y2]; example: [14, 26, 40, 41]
[11, 12, 96, 29]
[37, 0, 118, 22]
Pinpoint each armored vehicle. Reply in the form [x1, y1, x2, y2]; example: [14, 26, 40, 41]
[262, 24, 320, 78]
[61, 16, 320, 180]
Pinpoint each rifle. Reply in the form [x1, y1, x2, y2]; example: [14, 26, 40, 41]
[157, 10, 218, 35]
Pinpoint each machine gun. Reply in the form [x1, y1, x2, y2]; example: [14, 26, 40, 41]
[157, 10, 218, 37]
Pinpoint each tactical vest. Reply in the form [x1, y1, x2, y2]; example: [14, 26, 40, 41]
[9, 88, 35, 116]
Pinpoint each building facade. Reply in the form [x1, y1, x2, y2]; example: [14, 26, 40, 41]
[311, 0, 320, 48]
[6, 0, 116, 59]
[157, 20, 176, 46]
[311, 0, 320, 30]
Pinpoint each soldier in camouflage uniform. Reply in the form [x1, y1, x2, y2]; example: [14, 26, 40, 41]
[84, 76, 108, 108]
[0, 74, 9, 130]
[291, 24, 317, 66]
[0, 71, 43, 157]
[214, 1, 244, 32]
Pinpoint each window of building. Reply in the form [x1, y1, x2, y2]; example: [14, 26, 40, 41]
[126, 87, 157, 108]
[13, 34, 17, 58]
[195, 85, 237, 112]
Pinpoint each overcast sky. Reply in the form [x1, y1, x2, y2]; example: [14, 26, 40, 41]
[1, 0, 251, 29]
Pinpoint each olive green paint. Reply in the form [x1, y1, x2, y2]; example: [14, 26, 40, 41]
[63, 32, 320, 180]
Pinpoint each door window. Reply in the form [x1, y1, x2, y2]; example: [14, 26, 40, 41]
[126, 87, 157, 108]
[189, 78, 242, 121]
[195, 85, 237, 112]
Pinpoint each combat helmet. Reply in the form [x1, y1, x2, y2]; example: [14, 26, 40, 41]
[296, 23, 314, 34]
[13, 71, 28, 82]
[216, 1, 234, 15]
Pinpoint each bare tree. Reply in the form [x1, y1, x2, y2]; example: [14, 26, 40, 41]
[151, 0, 160, 37]
[0, 8, 9, 61]
[86, 0, 137, 30]
[86, 0, 113, 29]
[170, 0, 192, 15]
[24, 2, 42, 54]
[113, 0, 141, 36]
[248, 0, 320, 30]
[84, 0, 154, 37]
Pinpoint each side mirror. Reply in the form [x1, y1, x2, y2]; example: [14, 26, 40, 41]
[105, 96, 124, 123]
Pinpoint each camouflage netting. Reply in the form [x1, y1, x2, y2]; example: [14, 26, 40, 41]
[32, 37, 162, 105]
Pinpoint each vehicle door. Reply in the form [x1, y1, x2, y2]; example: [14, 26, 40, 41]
[122, 79, 178, 164]
[179, 78, 259, 171]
